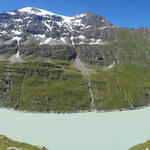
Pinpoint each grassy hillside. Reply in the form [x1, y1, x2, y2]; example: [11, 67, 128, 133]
[0, 59, 90, 112]
[90, 62, 150, 110]
[0, 135, 47, 150]
[1, 28, 150, 112]
[129, 139, 150, 150]
[79, 28, 150, 111]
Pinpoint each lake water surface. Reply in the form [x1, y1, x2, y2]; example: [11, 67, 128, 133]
[0, 107, 150, 150]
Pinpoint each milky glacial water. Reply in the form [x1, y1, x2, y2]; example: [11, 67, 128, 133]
[0, 107, 150, 150]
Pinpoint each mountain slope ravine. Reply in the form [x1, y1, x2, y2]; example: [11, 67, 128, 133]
[74, 56, 96, 110]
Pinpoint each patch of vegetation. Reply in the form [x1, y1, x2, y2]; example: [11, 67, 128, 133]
[90, 62, 150, 110]
[129, 139, 150, 150]
[0, 135, 47, 150]
[0, 59, 90, 112]
[77, 28, 150, 111]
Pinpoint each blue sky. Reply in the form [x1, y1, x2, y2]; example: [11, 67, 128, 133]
[0, 0, 150, 28]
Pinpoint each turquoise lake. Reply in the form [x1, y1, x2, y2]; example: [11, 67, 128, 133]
[0, 107, 150, 150]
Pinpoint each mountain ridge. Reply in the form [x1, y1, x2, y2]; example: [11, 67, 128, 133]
[0, 7, 115, 47]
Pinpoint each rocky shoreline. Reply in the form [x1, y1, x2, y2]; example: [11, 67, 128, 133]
[0, 104, 150, 114]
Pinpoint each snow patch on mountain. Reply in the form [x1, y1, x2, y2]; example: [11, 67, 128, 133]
[11, 30, 22, 35]
[18, 7, 86, 29]
[107, 61, 115, 69]
[1, 23, 8, 28]
[18, 7, 55, 16]
[89, 39, 103, 45]
[60, 37, 66, 43]
[43, 21, 53, 31]
[12, 36, 21, 42]
[77, 39, 107, 45]
[86, 25, 91, 29]
[40, 38, 52, 45]
[74, 13, 87, 18]
[70, 36, 75, 45]
[78, 35, 86, 39]
[34, 34, 45, 38]
[14, 19, 23, 22]
[7, 12, 16, 15]
[1, 31, 7, 35]
[18, 7, 73, 23]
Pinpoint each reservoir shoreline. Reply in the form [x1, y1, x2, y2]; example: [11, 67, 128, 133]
[0, 104, 150, 114]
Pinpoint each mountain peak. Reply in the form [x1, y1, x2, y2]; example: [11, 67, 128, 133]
[18, 7, 56, 16]
[1, 7, 115, 47]
[86, 11, 94, 15]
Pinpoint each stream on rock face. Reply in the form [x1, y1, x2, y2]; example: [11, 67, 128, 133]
[8, 41, 23, 63]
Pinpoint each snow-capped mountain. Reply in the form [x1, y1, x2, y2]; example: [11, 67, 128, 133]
[0, 7, 116, 46]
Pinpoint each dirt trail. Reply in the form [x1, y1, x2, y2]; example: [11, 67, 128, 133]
[74, 56, 95, 110]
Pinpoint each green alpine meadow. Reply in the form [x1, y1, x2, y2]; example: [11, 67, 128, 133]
[0, 59, 90, 112]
